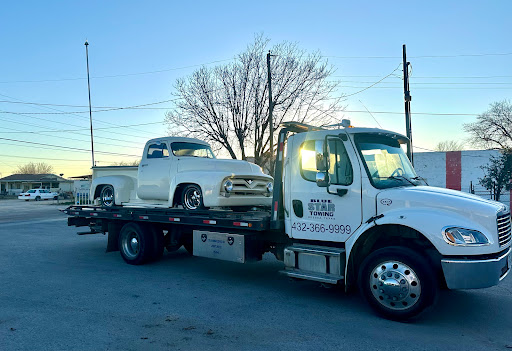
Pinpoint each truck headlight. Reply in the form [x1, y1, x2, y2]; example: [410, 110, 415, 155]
[223, 180, 233, 193]
[442, 227, 489, 246]
[266, 182, 273, 194]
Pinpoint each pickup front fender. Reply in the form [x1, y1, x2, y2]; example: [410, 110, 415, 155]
[91, 176, 135, 205]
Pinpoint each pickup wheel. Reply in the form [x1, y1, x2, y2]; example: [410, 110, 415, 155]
[358, 246, 438, 321]
[99, 185, 115, 207]
[118, 223, 155, 265]
[181, 185, 204, 210]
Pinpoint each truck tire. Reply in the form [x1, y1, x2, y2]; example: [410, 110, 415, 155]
[181, 184, 204, 210]
[358, 246, 438, 321]
[118, 223, 155, 265]
[100, 185, 115, 207]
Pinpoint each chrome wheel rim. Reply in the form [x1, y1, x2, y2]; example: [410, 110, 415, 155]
[369, 260, 421, 311]
[184, 188, 201, 210]
[122, 231, 140, 259]
[101, 186, 114, 207]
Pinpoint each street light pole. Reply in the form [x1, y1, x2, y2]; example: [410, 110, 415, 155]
[266, 51, 275, 175]
[84, 40, 95, 168]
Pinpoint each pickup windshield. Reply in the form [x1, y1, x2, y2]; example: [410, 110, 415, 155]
[355, 134, 425, 189]
[171, 142, 216, 158]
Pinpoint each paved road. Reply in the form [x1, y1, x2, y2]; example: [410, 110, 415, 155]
[1, 200, 511, 350]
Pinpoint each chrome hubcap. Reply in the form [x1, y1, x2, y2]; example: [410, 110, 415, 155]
[184, 188, 201, 209]
[369, 260, 421, 310]
[122, 232, 140, 259]
[101, 187, 114, 207]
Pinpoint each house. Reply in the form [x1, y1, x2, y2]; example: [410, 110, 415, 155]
[0, 174, 73, 195]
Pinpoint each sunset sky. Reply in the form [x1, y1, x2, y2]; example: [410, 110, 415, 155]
[0, 0, 511, 177]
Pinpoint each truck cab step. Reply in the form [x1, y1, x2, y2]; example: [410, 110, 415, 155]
[283, 244, 346, 284]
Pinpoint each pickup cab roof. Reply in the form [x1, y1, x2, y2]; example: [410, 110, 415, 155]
[145, 137, 210, 146]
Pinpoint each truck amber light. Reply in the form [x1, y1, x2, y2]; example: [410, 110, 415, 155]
[442, 227, 489, 246]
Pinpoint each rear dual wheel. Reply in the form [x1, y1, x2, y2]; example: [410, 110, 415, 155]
[119, 223, 164, 265]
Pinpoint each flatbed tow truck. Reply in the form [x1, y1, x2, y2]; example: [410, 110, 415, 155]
[64, 121, 511, 320]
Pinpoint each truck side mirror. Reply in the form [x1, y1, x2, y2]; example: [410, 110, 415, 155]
[316, 172, 329, 187]
[315, 140, 328, 171]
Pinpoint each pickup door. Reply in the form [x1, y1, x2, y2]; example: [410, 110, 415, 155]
[137, 141, 174, 201]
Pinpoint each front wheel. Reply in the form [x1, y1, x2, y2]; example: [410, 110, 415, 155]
[99, 185, 115, 207]
[35, 196, 41, 201]
[181, 185, 204, 210]
[358, 246, 438, 321]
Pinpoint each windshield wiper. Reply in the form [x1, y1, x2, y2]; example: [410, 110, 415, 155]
[388, 175, 416, 186]
[374, 175, 416, 186]
[411, 176, 429, 186]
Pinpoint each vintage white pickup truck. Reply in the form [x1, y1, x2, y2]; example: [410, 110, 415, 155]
[91, 137, 273, 209]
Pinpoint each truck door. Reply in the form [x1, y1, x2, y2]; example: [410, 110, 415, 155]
[137, 141, 173, 200]
[287, 133, 362, 243]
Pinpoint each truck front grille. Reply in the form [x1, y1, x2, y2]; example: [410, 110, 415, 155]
[230, 178, 269, 196]
[497, 212, 511, 247]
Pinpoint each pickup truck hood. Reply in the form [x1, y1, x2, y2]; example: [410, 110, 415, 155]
[177, 157, 268, 177]
[376, 186, 507, 233]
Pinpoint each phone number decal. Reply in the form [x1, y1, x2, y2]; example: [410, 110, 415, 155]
[292, 222, 351, 234]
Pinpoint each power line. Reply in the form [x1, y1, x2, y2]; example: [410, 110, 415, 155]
[0, 110, 149, 146]
[0, 154, 100, 162]
[0, 92, 154, 138]
[343, 63, 402, 97]
[0, 98, 176, 109]
[324, 52, 512, 59]
[0, 137, 140, 157]
[0, 58, 234, 84]
[0, 120, 164, 134]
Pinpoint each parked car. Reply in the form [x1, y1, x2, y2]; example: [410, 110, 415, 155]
[18, 189, 58, 201]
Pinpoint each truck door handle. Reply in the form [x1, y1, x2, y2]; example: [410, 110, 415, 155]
[141, 164, 148, 167]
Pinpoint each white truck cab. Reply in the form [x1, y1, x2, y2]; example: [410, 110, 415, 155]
[275, 121, 510, 318]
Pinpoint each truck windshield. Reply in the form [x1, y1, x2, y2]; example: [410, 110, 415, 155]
[355, 134, 425, 189]
[171, 142, 216, 158]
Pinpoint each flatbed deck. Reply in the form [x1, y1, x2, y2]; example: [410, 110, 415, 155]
[63, 205, 271, 232]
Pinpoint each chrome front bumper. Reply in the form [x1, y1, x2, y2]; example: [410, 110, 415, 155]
[441, 247, 511, 289]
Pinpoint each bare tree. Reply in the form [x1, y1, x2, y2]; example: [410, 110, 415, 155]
[434, 140, 465, 151]
[14, 162, 54, 174]
[464, 100, 512, 149]
[165, 34, 343, 171]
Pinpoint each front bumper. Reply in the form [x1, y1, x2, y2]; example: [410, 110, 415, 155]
[441, 247, 511, 289]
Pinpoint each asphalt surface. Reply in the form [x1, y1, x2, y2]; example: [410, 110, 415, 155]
[1, 199, 512, 351]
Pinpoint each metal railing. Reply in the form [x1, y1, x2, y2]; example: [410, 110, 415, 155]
[74, 193, 94, 206]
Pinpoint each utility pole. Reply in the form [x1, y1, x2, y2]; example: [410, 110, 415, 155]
[85, 40, 95, 168]
[266, 51, 275, 175]
[403, 44, 413, 164]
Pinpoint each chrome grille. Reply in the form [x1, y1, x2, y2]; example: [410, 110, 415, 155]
[497, 212, 511, 247]
[224, 177, 271, 197]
